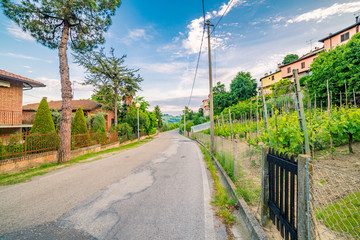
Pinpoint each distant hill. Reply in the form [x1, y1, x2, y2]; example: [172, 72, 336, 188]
[162, 114, 181, 124]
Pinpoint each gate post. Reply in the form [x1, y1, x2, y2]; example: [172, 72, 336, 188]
[260, 146, 270, 226]
[298, 154, 313, 239]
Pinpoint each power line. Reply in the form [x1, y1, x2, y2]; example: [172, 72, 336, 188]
[187, 27, 206, 107]
[211, 0, 235, 35]
[187, 0, 206, 107]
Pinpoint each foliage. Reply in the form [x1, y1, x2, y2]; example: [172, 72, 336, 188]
[51, 110, 61, 133]
[230, 72, 257, 104]
[30, 98, 56, 134]
[123, 105, 149, 133]
[154, 105, 163, 128]
[282, 54, 299, 65]
[74, 48, 143, 125]
[308, 33, 360, 105]
[272, 78, 292, 96]
[71, 107, 89, 135]
[90, 113, 106, 133]
[116, 123, 133, 139]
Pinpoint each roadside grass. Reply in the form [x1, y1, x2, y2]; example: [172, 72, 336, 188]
[200, 146, 236, 225]
[0, 137, 154, 186]
[315, 192, 360, 239]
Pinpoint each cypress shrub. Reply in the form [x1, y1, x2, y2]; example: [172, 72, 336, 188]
[71, 107, 89, 148]
[91, 113, 106, 133]
[28, 98, 56, 153]
[71, 107, 88, 135]
[30, 98, 56, 134]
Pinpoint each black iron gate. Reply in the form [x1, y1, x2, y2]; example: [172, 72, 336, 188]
[268, 148, 298, 240]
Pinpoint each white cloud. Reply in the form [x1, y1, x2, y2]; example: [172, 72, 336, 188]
[141, 62, 188, 74]
[128, 29, 149, 41]
[6, 22, 34, 41]
[0, 52, 52, 63]
[287, 2, 360, 24]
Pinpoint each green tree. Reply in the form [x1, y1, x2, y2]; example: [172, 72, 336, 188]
[230, 72, 257, 104]
[74, 48, 143, 126]
[90, 113, 106, 133]
[71, 107, 88, 135]
[123, 105, 149, 133]
[282, 54, 299, 65]
[30, 98, 56, 134]
[308, 33, 360, 105]
[154, 105, 163, 128]
[1, 0, 121, 162]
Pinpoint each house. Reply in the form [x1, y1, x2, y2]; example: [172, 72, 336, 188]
[319, 16, 360, 50]
[259, 69, 282, 95]
[201, 99, 210, 117]
[280, 47, 324, 81]
[0, 70, 46, 137]
[23, 99, 115, 131]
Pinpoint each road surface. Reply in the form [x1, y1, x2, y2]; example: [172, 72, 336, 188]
[0, 130, 229, 239]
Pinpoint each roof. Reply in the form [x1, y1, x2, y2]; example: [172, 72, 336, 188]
[0, 70, 46, 88]
[259, 70, 281, 81]
[23, 99, 103, 111]
[319, 21, 360, 42]
[280, 47, 324, 68]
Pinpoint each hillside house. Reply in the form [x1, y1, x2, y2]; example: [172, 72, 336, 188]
[23, 99, 115, 131]
[319, 17, 360, 50]
[201, 99, 210, 117]
[0, 70, 45, 136]
[260, 69, 282, 95]
[280, 47, 324, 81]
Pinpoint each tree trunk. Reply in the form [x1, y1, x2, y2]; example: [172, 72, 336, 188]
[58, 21, 72, 163]
[114, 88, 118, 126]
[349, 133, 354, 153]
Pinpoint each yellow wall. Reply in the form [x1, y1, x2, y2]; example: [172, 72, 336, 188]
[260, 71, 282, 95]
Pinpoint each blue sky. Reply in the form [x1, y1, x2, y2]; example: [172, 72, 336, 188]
[0, 0, 360, 115]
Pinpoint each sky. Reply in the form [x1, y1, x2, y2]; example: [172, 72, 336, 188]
[0, 0, 360, 116]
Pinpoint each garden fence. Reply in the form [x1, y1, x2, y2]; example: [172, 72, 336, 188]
[0, 131, 124, 161]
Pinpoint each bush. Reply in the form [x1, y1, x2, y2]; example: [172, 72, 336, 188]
[30, 98, 56, 134]
[116, 123, 133, 139]
[71, 107, 89, 135]
[91, 113, 106, 133]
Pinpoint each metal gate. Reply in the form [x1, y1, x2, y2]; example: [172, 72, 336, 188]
[268, 148, 298, 240]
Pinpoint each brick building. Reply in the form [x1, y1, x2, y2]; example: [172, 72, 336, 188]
[0, 70, 45, 136]
[23, 99, 115, 131]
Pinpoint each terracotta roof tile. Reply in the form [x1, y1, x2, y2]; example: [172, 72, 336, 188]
[23, 100, 103, 111]
[0, 70, 46, 88]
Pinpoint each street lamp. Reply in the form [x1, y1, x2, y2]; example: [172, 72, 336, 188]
[136, 103, 140, 142]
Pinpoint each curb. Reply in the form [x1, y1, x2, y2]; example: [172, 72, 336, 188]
[194, 139, 268, 240]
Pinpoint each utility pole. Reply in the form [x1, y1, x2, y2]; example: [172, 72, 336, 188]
[206, 20, 215, 153]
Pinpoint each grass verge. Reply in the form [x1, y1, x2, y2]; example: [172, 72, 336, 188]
[0, 137, 154, 186]
[200, 146, 236, 225]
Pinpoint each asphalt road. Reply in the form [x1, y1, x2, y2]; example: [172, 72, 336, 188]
[0, 130, 228, 240]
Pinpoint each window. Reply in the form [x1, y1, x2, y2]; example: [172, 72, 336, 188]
[271, 76, 274, 80]
[287, 67, 291, 73]
[341, 32, 350, 42]
[301, 62, 305, 69]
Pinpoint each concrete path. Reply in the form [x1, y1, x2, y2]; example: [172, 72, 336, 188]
[0, 130, 228, 239]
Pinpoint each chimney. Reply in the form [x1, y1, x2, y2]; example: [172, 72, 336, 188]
[356, 16, 359, 23]
[264, 73, 268, 76]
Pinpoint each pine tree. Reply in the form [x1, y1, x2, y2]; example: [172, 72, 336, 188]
[30, 98, 56, 134]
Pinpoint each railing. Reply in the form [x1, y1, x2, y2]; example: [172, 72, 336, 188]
[0, 111, 22, 125]
[0, 131, 122, 161]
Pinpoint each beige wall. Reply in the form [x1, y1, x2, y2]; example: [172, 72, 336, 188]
[260, 71, 282, 95]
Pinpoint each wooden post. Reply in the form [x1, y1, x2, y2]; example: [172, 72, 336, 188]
[354, 89, 357, 108]
[314, 94, 317, 121]
[221, 112, 225, 126]
[273, 86, 278, 149]
[327, 80, 333, 158]
[298, 155, 313, 240]
[256, 92, 259, 137]
[261, 88, 268, 132]
[261, 146, 270, 226]
[345, 80, 348, 107]
[306, 82, 314, 158]
[229, 109, 235, 178]
[293, 69, 310, 155]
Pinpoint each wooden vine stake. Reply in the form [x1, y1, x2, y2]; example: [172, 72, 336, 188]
[327, 80, 333, 159]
